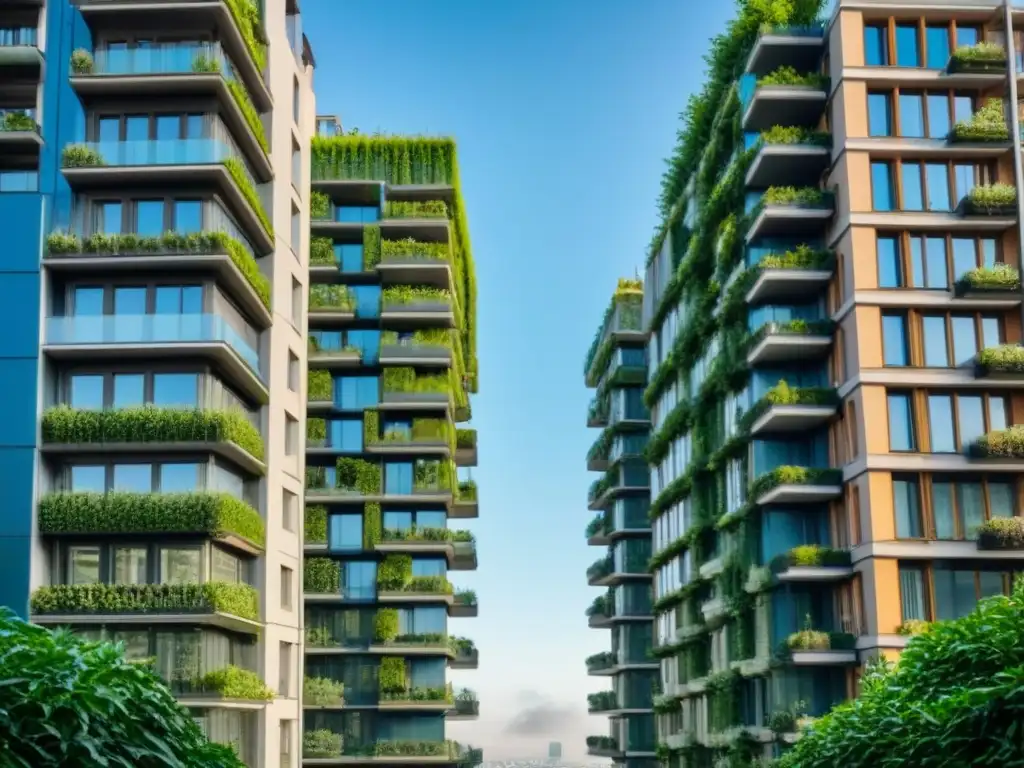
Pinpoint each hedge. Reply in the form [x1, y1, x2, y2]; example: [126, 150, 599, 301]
[964, 183, 1017, 214]
[750, 466, 841, 500]
[335, 457, 382, 494]
[30, 582, 259, 620]
[382, 285, 451, 306]
[308, 370, 333, 401]
[305, 505, 327, 544]
[373, 608, 400, 642]
[956, 263, 1020, 293]
[379, 656, 406, 694]
[738, 380, 838, 433]
[950, 98, 1009, 142]
[194, 665, 274, 700]
[304, 729, 343, 758]
[381, 238, 450, 262]
[455, 428, 477, 449]
[304, 558, 340, 593]
[384, 200, 448, 219]
[41, 406, 265, 463]
[976, 344, 1024, 375]
[37, 491, 265, 546]
[304, 676, 345, 706]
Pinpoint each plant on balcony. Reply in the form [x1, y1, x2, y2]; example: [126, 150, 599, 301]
[373, 741, 456, 757]
[222, 79, 268, 153]
[950, 98, 1009, 142]
[976, 517, 1024, 550]
[585, 651, 615, 670]
[304, 558, 340, 594]
[305, 505, 327, 544]
[310, 190, 330, 219]
[750, 466, 842, 500]
[373, 608, 400, 642]
[307, 417, 327, 444]
[380, 526, 473, 543]
[305, 626, 334, 647]
[2, 111, 36, 132]
[457, 479, 478, 501]
[754, 318, 834, 340]
[964, 183, 1017, 215]
[61, 144, 104, 167]
[221, 156, 272, 236]
[310, 236, 335, 265]
[381, 328, 453, 351]
[37, 491, 265, 545]
[976, 344, 1024, 376]
[41, 405, 265, 463]
[384, 200, 448, 219]
[585, 512, 607, 539]
[586, 736, 618, 750]
[768, 700, 808, 735]
[955, 263, 1020, 294]
[378, 656, 407, 696]
[382, 366, 449, 396]
[304, 676, 345, 706]
[0, 610, 246, 767]
[587, 691, 617, 711]
[757, 65, 828, 89]
[587, 556, 612, 581]
[761, 185, 828, 207]
[454, 589, 477, 606]
[738, 380, 838, 433]
[308, 369, 333, 402]
[382, 285, 451, 307]
[455, 428, 476, 449]
[786, 617, 856, 652]
[223, 0, 267, 71]
[309, 283, 355, 311]
[583, 280, 644, 380]
[382, 684, 452, 703]
[303, 729, 343, 759]
[70, 48, 94, 74]
[381, 237, 450, 262]
[757, 243, 833, 270]
[191, 52, 221, 73]
[896, 619, 931, 636]
[412, 459, 455, 492]
[327, 457, 381, 494]
[948, 40, 1006, 72]
[772, 544, 851, 571]
[586, 593, 610, 618]
[760, 125, 830, 146]
[30, 582, 259, 620]
[971, 424, 1024, 458]
[194, 666, 274, 701]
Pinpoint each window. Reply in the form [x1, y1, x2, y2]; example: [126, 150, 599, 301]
[864, 24, 889, 66]
[282, 488, 297, 532]
[893, 476, 922, 538]
[901, 162, 924, 210]
[877, 235, 902, 287]
[279, 641, 293, 696]
[871, 161, 894, 210]
[898, 93, 924, 138]
[280, 720, 294, 768]
[931, 477, 1014, 539]
[69, 546, 101, 585]
[70, 375, 104, 409]
[212, 549, 243, 583]
[956, 26, 980, 48]
[902, 564, 1012, 623]
[293, 77, 300, 124]
[921, 315, 949, 366]
[928, 392, 1007, 452]
[292, 141, 301, 191]
[895, 24, 920, 67]
[291, 277, 302, 326]
[899, 565, 927, 622]
[288, 350, 299, 391]
[925, 26, 950, 69]
[887, 392, 915, 451]
[66, 371, 201, 410]
[925, 163, 950, 211]
[868, 92, 892, 136]
[291, 204, 301, 256]
[882, 312, 909, 366]
[329, 514, 363, 551]
[925, 94, 950, 138]
[160, 547, 201, 584]
[285, 413, 298, 455]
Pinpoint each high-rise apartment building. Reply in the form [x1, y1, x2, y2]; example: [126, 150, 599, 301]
[583, 280, 658, 768]
[643, 0, 1024, 764]
[4, 0, 315, 762]
[301, 129, 482, 765]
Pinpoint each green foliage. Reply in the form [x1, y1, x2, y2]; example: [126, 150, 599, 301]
[382, 366, 450, 395]
[757, 242, 833, 269]
[222, 0, 267, 71]
[382, 285, 451, 306]
[38, 491, 264, 546]
[377, 554, 413, 590]
[224, 79, 267, 152]
[310, 190, 330, 219]
[455, 428, 477, 448]
[194, 666, 274, 701]
[965, 183, 1017, 213]
[308, 370, 333, 401]
[750, 466, 841, 500]
[305, 505, 327, 544]
[309, 134, 477, 391]
[972, 425, 1024, 458]
[760, 185, 828, 207]
[977, 517, 1024, 550]
[45, 229, 270, 309]
[977, 344, 1024, 374]
[42, 405, 265, 463]
[779, 581, 1024, 767]
[950, 98, 1009, 142]
[310, 236, 334, 265]
[1, 111, 36, 132]
[381, 237, 450, 262]
[582, 280, 644, 378]
[587, 691, 617, 711]
[70, 48, 93, 74]
[304, 729, 343, 758]
[364, 503, 382, 548]
[30, 582, 259, 620]
[61, 144, 105, 167]
[335, 457, 382, 494]
[758, 65, 827, 88]
[379, 657, 406, 694]
[310, 284, 354, 311]
[307, 417, 327, 443]
[304, 558, 340, 593]
[772, 544, 850, 570]
[738, 380, 838, 432]
[373, 608, 400, 642]
[363, 224, 382, 269]
[454, 589, 477, 606]
[948, 41, 1006, 72]
[191, 53, 221, 73]
[760, 125, 830, 146]
[304, 676, 345, 706]
[957, 263, 1020, 292]
[0, 610, 245, 766]
[384, 200, 448, 219]
[222, 157, 273, 237]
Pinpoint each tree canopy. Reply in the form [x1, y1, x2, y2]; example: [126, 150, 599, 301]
[777, 579, 1024, 768]
[0, 609, 246, 768]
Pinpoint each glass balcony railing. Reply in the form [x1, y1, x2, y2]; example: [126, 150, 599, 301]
[45, 314, 261, 373]
[65, 138, 239, 171]
[88, 43, 234, 79]
[0, 28, 37, 47]
[0, 171, 37, 191]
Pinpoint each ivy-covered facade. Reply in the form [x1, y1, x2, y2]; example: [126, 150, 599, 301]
[303, 125, 482, 766]
[584, 280, 658, 768]
[645, 0, 1024, 765]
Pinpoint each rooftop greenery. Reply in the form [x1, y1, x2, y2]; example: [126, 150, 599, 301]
[583, 278, 643, 380]
[310, 135, 478, 392]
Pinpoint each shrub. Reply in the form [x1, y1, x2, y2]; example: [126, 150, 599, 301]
[30, 582, 259, 620]
[382, 285, 451, 306]
[897, 619, 931, 636]
[976, 517, 1024, 550]
[977, 344, 1024, 374]
[305, 626, 334, 647]
[373, 608, 400, 642]
[37, 491, 264, 545]
[458, 479, 478, 501]
[304, 558, 340, 593]
[972, 424, 1024, 458]
[194, 666, 274, 701]
[956, 263, 1020, 293]
[760, 126, 830, 146]
[456, 428, 477, 448]
[0, 610, 245, 766]
[379, 656, 406, 694]
[61, 144, 104, 167]
[948, 41, 1006, 72]
[304, 676, 344, 706]
[222, 157, 273, 237]
[455, 589, 477, 606]
[224, 79, 268, 153]
[70, 48, 94, 74]
[950, 98, 1009, 142]
[310, 236, 334, 265]
[761, 185, 827, 207]
[750, 466, 841, 499]
[758, 65, 828, 89]
[964, 183, 1017, 214]
[305, 506, 327, 544]
[308, 370, 333, 401]
[41, 405, 265, 463]
[775, 544, 850, 570]
[303, 729, 343, 759]
[757, 243, 833, 269]
[2, 111, 36, 132]
[335, 457, 382, 494]
[381, 238, 450, 262]
[384, 200, 448, 219]
[739, 380, 838, 432]
[310, 190, 330, 219]
[310, 283, 354, 311]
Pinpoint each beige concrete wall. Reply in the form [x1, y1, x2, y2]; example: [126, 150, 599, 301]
[259, 0, 315, 763]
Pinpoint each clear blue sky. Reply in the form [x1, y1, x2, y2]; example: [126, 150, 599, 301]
[302, 0, 733, 759]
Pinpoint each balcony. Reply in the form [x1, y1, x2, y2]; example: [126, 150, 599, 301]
[745, 131, 831, 189]
[740, 72, 828, 132]
[746, 320, 833, 366]
[380, 289, 456, 329]
[0, 27, 43, 80]
[586, 556, 650, 588]
[372, 530, 477, 572]
[585, 737, 621, 759]
[40, 404, 266, 476]
[379, 333, 454, 367]
[744, 23, 825, 77]
[740, 383, 838, 436]
[454, 428, 477, 466]
[956, 264, 1021, 301]
[70, 43, 271, 177]
[451, 480, 478, 520]
[448, 689, 479, 721]
[744, 188, 834, 242]
[450, 638, 479, 670]
[0, 109, 40, 155]
[749, 466, 843, 506]
[745, 247, 834, 304]
[584, 287, 645, 387]
[785, 629, 858, 666]
[771, 546, 853, 584]
[43, 314, 266, 404]
[60, 140, 273, 253]
[450, 589, 478, 618]
[301, 738, 461, 765]
[75, 0, 270, 111]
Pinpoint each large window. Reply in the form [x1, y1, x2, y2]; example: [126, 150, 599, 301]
[875, 233, 1001, 289]
[893, 474, 1015, 540]
[887, 392, 915, 451]
[881, 312, 909, 366]
[864, 24, 889, 66]
[868, 92, 892, 136]
[900, 563, 1013, 623]
[67, 370, 201, 409]
[865, 20, 974, 69]
[871, 160, 994, 211]
[60, 542, 246, 587]
[924, 392, 1007, 452]
[871, 161, 894, 210]
[917, 312, 1002, 367]
[895, 24, 921, 67]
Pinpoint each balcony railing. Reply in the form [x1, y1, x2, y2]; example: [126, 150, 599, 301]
[0, 28, 37, 47]
[86, 43, 233, 78]
[45, 314, 260, 373]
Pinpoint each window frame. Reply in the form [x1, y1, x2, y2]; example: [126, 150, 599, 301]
[875, 231, 1003, 289]
[899, 561, 1014, 622]
[920, 389, 1009, 452]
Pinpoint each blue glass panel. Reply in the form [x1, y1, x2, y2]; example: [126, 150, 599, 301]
[751, 367, 826, 397]
[335, 376, 379, 410]
[385, 463, 413, 494]
[408, 658, 446, 688]
[334, 243, 363, 272]
[347, 330, 380, 363]
[864, 25, 888, 66]
[761, 508, 828, 562]
[901, 162, 924, 210]
[747, 302, 824, 331]
[871, 162, 893, 210]
[751, 432, 828, 476]
[895, 25, 920, 67]
[351, 286, 381, 319]
[868, 93, 891, 136]
[926, 95, 950, 138]
[925, 163, 950, 211]
[898, 94, 924, 137]
[877, 236, 902, 287]
[329, 514, 363, 551]
[327, 419, 362, 451]
[411, 558, 446, 578]
[925, 26, 950, 69]
[882, 314, 909, 366]
[888, 393, 915, 451]
[342, 561, 377, 600]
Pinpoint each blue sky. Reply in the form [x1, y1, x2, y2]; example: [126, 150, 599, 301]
[302, 0, 733, 759]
